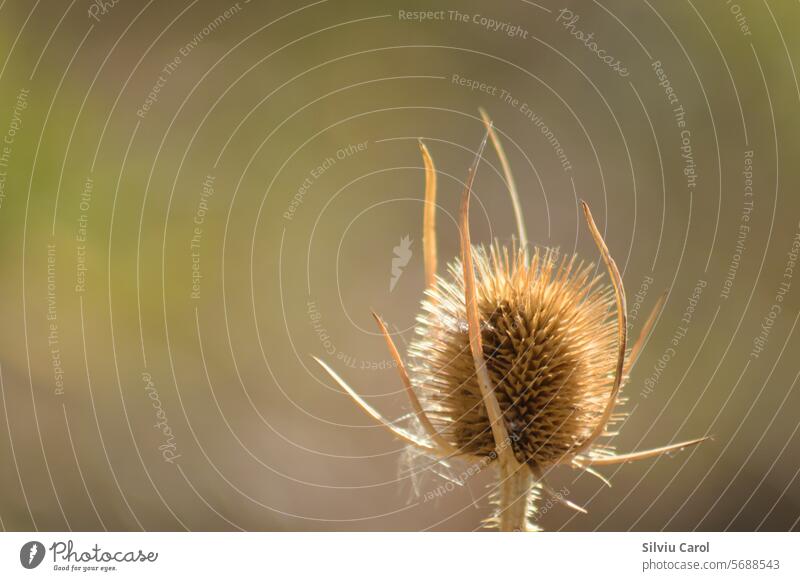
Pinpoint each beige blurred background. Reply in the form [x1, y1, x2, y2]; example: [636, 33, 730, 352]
[0, 0, 798, 531]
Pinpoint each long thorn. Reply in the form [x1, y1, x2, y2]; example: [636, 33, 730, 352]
[313, 357, 436, 452]
[627, 289, 667, 373]
[460, 127, 515, 460]
[572, 461, 612, 488]
[574, 201, 627, 456]
[533, 467, 588, 514]
[542, 481, 588, 514]
[371, 312, 455, 453]
[479, 108, 528, 261]
[419, 140, 438, 289]
[582, 437, 710, 466]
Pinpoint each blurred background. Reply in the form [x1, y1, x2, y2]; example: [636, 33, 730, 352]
[0, 0, 798, 531]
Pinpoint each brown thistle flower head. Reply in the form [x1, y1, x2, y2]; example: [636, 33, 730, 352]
[408, 244, 619, 470]
[316, 110, 708, 531]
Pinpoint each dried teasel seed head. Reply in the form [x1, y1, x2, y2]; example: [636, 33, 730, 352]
[408, 242, 619, 471]
[314, 115, 709, 531]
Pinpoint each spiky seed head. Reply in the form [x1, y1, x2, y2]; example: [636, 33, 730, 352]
[408, 242, 620, 471]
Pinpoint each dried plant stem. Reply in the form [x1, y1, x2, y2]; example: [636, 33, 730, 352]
[313, 357, 436, 452]
[459, 128, 514, 454]
[371, 312, 455, 453]
[583, 437, 709, 466]
[419, 140, 438, 290]
[498, 457, 533, 532]
[480, 108, 528, 260]
[572, 201, 627, 457]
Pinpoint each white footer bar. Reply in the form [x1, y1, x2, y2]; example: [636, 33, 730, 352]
[1, 532, 797, 580]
